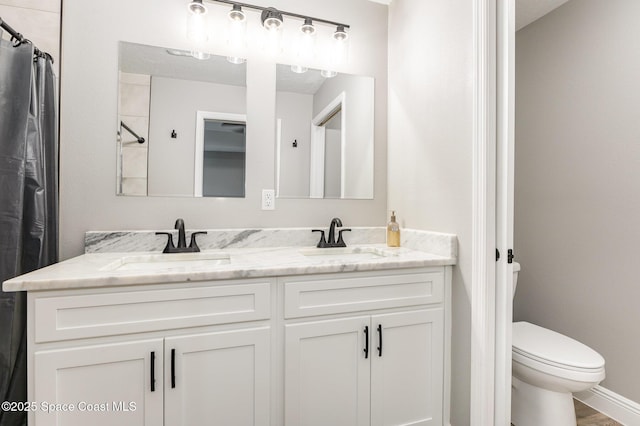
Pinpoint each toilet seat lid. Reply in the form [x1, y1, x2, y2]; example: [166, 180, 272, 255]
[513, 322, 605, 371]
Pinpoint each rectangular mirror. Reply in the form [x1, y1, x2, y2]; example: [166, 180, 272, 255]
[275, 64, 374, 199]
[117, 41, 247, 197]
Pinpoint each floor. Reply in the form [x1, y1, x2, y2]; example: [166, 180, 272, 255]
[511, 400, 622, 426]
[574, 399, 623, 426]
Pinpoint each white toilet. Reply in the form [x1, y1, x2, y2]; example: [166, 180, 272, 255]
[511, 262, 606, 426]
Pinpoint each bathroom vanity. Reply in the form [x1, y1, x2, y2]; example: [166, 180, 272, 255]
[3, 229, 455, 426]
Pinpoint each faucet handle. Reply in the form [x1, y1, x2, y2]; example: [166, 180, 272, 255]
[336, 229, 352, 248]
[156, 232, 176, 253]
[189, 231, 207, 252]
[312, 229, 329, 248]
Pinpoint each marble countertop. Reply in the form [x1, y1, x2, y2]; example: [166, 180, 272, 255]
[2, 244, 456, 292]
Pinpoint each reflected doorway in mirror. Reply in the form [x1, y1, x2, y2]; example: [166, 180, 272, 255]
[194, 111, 247, 198]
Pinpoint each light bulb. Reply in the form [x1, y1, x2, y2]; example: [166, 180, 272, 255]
[188, 0, 207, 15]
[300, 18, 315, 35]
[261, 8, 283, 31]
[191, 50, 210, 60]
[291, 65, 308, 74]
[333, 25, 348, 41]
[228, 4, 245, 22]
[227, 56, 245, 64]
[226, 4, 246, 60]
[293, 17, 316, 68]
[329, 25, 349, 66]
[321, 70, 337, 78]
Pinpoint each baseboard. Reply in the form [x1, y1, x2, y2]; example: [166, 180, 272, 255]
[574, 385, 640, 426]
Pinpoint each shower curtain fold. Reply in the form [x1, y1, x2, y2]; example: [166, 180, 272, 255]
[0, 39, 58, 426]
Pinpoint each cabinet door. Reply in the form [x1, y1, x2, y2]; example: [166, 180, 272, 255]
[285, 316, 370, 426]
[370, 309, 444, 426]
[164, 327, 270, 426]
[34, 339, 164, 426]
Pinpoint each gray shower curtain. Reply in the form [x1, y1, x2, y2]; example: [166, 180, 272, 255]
[0, 38, 58, 426]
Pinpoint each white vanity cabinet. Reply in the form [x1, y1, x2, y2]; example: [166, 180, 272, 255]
[281, 267, 449, 426]
[34, 338, 164, 426]
[28, 279, 273, 426]
[163, 327, 270, 426]
[25, 266, 450, 426]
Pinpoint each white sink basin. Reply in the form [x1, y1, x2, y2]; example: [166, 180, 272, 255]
[299, 247, 397, 262]
[101, 252, 231, 272]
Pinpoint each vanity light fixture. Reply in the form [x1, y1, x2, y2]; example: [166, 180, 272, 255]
[291, 65, 308, 74]
[188, 0, 207, 15]
[228, 3, 245, 21]
[292, 17, 316, 73]
[300, 18, 315, 36]
[226, 4, 247, 64]
[329, 25, 349, 69]
[191, 50, 211, 60]
[333, 25, 348, 41]
[321, 70, 337, 78]
[186, 0, 350, 67]
[187, 0, 209, 46]
[261, 7, 284, 31]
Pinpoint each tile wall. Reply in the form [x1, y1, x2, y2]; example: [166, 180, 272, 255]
[0, 0, 61, 74]
[118, 72, 151, 196]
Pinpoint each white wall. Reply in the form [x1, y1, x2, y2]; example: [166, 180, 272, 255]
[59, 0, 388, 258]
[148, 76, 246, 196]
[514, 0, 640, 404]
[387, 0, 473, 424]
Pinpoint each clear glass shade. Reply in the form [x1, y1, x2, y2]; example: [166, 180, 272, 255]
[187, 12, 208, 43]
[188, 0, 207, 15]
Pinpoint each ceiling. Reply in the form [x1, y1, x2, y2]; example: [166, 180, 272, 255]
[119, 42, 328, 95]
[119, 42, 247, 87]
[515, 0, 570, 30]
[368, 0, 571, 32]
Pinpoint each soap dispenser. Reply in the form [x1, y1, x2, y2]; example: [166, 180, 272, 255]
[387, 211, 400, 247]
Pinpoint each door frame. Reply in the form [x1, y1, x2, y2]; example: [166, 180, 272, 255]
[471, 0, 514, 425]
[309, 92, 346, 198]
[193, 111, 247, 197]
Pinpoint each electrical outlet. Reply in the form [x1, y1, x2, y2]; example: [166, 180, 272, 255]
[262, 189, 275, 210]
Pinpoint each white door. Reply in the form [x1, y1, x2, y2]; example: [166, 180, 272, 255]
[370, 309, 444, 426]
[164, 327, 270, 426]
[285, 316, 370, 426]
[34, 339, 164, 426]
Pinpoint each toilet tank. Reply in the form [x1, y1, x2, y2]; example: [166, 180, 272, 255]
[513, 261, 521, 298]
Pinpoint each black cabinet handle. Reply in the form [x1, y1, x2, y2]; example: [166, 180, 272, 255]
[150, 351, 156, 392]
[364, 326, 369, 359]
[171, 349, 176, 389]
[377, 324, 383, 357]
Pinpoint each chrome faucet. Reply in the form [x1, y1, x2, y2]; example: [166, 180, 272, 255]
[312, 217, 351, 248]
[156, 218, 207, 253]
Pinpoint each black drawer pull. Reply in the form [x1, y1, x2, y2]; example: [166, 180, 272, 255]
[364, 326, 369, 359]
[150, 351, 156, 392]
[377, 324, 383, 357]
[171, 349, 176, 389]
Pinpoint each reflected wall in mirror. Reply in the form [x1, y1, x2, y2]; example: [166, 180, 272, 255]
[117, 41, 247, 197]
[275, 64, 374, 199]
